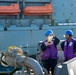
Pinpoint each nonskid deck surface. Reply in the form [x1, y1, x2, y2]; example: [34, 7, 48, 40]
[0, 65, 14, 75]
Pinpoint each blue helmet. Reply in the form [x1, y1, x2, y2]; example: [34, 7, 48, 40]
[65, 30, 73, 36]
[45, 30, 53, 36]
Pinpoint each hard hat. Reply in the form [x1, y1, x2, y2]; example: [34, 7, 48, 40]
[65, 30, 73, 36]
[45, 30, 53, 36]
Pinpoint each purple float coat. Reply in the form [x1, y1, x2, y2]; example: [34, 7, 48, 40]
[64, 38, 76, 60]
[42, 40, 57, 60]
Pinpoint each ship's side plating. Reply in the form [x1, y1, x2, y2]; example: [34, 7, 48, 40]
[0, 0, 76, 55]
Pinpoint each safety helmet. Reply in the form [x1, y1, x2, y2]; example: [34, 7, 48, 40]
[65, 30, 73, 36]
[45, 30, 53, 36]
